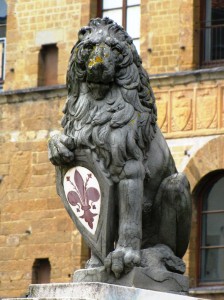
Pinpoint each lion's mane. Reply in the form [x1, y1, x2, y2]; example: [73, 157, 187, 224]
[62, 18, 157, 178]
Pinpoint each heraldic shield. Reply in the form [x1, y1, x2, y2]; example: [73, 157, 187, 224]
[56, 149, 115, 263]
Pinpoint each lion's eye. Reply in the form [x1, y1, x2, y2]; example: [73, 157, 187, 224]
[82, 49, 89, 57]
[80, 44, 93, 57]
[112, 48, 120, 56]
[83, 41, 93, 50]
[84, 44, 93, 51]
[112, 45, 122, 55]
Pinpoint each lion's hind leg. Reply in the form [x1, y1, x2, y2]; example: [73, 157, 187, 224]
[152, 173, 192, 258]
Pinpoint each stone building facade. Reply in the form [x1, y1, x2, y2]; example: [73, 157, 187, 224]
[0, 0, 224, 299]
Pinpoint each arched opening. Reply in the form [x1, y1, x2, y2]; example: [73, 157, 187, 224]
[183, 135, 224, 289]
[32, 258, 51, 284]
[193, 170, 224, 286]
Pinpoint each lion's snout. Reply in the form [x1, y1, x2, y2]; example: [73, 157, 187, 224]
[86, 44, 115, 84]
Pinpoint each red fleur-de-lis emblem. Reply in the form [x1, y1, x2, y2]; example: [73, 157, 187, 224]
[66, 170, 100, 229]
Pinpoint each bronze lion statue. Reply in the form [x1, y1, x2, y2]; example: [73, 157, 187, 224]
[48, 18, 192, 280]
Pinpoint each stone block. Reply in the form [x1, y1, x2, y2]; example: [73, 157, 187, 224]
[9, 152, 31, 189]
[9, 271, 24, 281]
[23, 282, 207, 300]
[0, 220, 32, 235]
[28, 174, 54, 187]
[0, 163, 9, 175]
[6, 235, 20, 247]
[0, 247, 15, 261]
[74, 266, 189, 294]
[32, 152, 49, 164]
[4, 199, 48, 214]
[0, 235, 6, 244]
[47, 198, 64, 209]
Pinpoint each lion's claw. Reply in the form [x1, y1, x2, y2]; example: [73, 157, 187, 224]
[104, 247, 141, 278]
[48, 134, 75, 166]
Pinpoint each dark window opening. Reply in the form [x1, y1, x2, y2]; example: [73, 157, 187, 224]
[0, 0, 7, 38]
[38, 44, 58, 86]
[195, 170, 224, 285]
[32, 258, 51, 284]
[0, 0, 7, 86]
[200, 0, 224, 66]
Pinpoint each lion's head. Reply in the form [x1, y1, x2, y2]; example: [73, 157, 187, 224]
[62, 18, 158, 177]
[65, 18, 156, 106]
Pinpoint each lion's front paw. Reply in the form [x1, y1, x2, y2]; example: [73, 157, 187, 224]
[48, 134, 75, 166]
[104, 247, 141, 278]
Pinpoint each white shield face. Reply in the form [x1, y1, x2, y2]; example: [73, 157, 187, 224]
[63, 166, 101, 235]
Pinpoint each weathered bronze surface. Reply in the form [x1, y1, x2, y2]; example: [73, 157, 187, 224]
[48, 17, 192, 291]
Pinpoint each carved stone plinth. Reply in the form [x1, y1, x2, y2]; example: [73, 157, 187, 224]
[74, 245, 189, 294]
[74, 266, 189, 294]
[3, 282, 206, 300]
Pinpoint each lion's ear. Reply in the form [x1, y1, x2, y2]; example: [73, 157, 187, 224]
[78, 26, 91, 41]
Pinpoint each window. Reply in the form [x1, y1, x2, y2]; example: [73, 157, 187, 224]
[38, 44, 58, 87]
[0, 0, 7, 87]
[32, 258, 51, 284]
[98, 0, 140, 53]
[201, 0, 224, 65]
[197, 172, 224, 285]
[0, 39, 6, 84]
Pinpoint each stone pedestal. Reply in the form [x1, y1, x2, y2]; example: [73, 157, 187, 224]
[3, 282, 207, 300]
[73, 245, 191, 295]
[74, 266, 189, 294]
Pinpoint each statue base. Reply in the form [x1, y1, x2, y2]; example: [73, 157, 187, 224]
[74, 266, 189, 294]
[3, 282, 206, 300]
[74, 245, 190, 294]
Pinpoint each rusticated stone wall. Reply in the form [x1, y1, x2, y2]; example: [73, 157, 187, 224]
[140, 0, 200, 74]
[5, 0, 97, 91]
[4, 0, 201, 92]
[1, 70, 224, 297]
[0, 87, 89, 297]
[152, 69, 224, 300]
